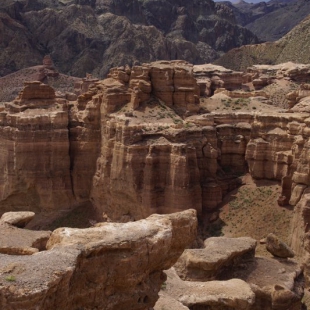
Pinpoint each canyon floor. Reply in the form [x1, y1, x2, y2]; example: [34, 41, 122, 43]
[206, 174, 293, 257]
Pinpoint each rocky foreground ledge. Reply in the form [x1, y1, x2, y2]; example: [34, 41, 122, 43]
[0, 209, 197, 310]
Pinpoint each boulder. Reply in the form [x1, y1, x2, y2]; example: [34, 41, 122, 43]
[266, 233, 295, 258]
[160, 268, 255, 310]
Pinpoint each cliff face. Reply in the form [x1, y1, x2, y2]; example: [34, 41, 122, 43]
[0, 82, 75, 214]
[1, 61, 310, 225]
[0, 0, 258, 77]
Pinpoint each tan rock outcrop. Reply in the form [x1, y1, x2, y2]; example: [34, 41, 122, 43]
[156, 268, 255, 310]
[290, 191, 310, 285]
[0, 210, 197, 310]
[247, 62, 310, 82]
[154, 292, 189, 310]
[221, 256, 303, 310]
[287, 84, 310, 109]
[0, 211, 35, 227]
[174, 237, 256, 281]
[193, 64, 244, 96]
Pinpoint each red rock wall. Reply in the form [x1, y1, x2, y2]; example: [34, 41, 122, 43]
[0, 96, 74, 214]
[1, 66, 310, 226]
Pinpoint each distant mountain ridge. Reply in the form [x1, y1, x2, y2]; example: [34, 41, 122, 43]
[0, 0, 258, 78]
[214, 14, 310, 71]
[221, 0, 310, 42]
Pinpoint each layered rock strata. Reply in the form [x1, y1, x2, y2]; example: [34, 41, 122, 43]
[1, 61, 310, 225]
[193, 64, 244, 95]
[0, 81, 75, 216]
[0, 209, 197, 310]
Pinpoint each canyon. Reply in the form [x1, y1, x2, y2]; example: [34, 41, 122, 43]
[1, 60, 310, 224]
[1, 59, 310, 308]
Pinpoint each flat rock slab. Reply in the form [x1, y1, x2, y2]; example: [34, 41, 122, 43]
[162, 268, 255, 310]
[0, 222, 51, 255]
[218, 256, 303, 310]
[174, 236, 256, 281]
[0, 212, 35, 227]
[154, 292, 189, 310]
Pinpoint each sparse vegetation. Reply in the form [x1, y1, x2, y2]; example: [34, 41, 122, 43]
[5, 275, 16, 282]
[205, 175, 293, 257]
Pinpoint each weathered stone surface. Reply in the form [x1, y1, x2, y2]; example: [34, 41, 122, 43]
[154, 292, 189, 310]
[18, 81, 55, 100]
[159, 268, 255, 310]
[0, 221, 51, 255]
[289, 191, 310, 289]
[0, 211, 35, 227]
[193, 64, 244, 96]
[174, 237, 256, 281]
[220, 256, 303, 310]
[266, 233, 295, 258]
[0, 82, 75, 218]
[0, 210, 197, 310]
[289, 184, 307, 206]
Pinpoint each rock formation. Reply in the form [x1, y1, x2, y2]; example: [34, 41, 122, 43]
[0, 81, 75, 219]
[1, 61, 310, 226]
[2, 59, 310, 308]
[266, 233, 295, 258]
[0, 212, 51, 255]
[174, 236, 256, 281]
[157, 268, 256, 310]
[0, 209, 197, 310]
[155, 236, 303, 310]
[0, 211, 35, 227]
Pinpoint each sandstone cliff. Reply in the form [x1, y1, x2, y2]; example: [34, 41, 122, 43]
[1, 61, 310, 227]
[0, 82, 75, 216]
